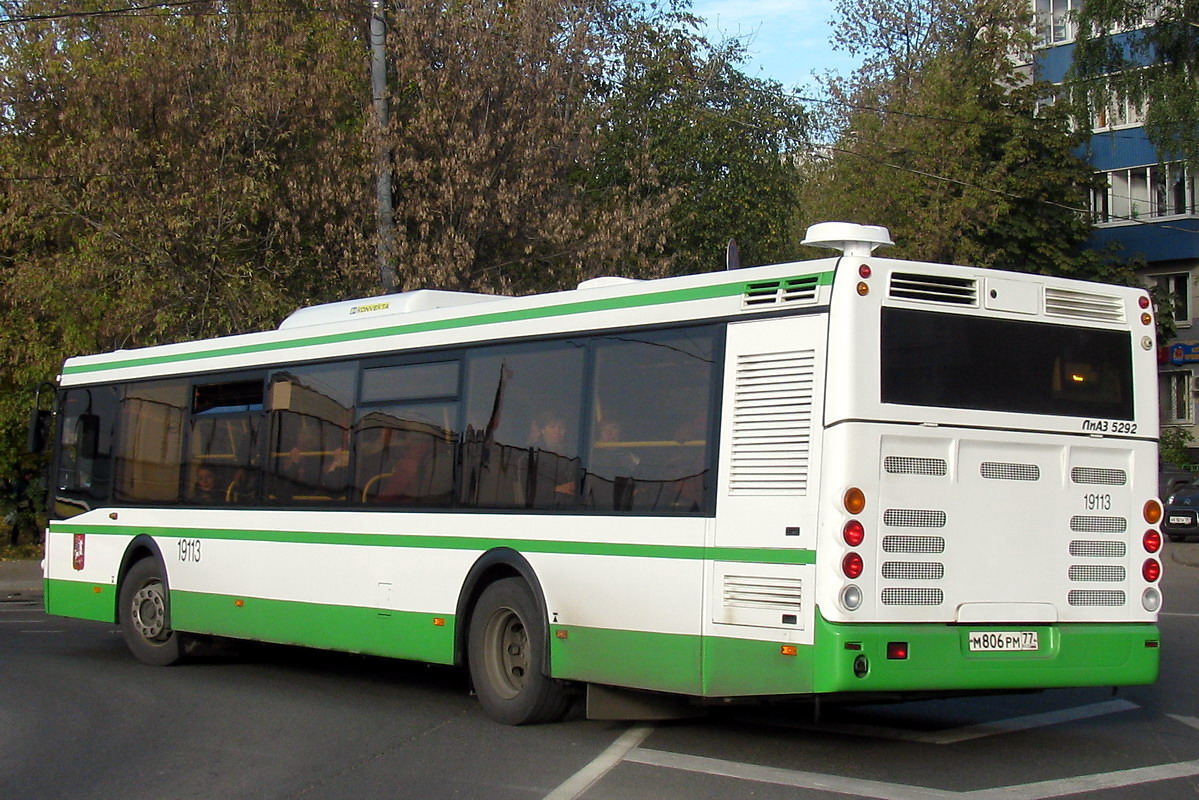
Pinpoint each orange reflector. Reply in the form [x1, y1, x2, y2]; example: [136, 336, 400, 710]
[1144, 500, 1162, 525]
[555, 629, 569, 639]
[93, 586, 102, 594]
[235, 599, 245, 608]
[432, 617, 445, 627]
[844, 487, 866, 515]
[856, 282, 869, 296]
[781, 645, 798, 656]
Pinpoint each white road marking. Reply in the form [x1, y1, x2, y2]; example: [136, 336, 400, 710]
[628, 748, 953, 799]
[627, 748, 1199, 799]
[799, 699, 1140, 745]
[542, 724, 654, 800]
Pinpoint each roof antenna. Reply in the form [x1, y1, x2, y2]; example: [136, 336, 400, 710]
[726, 239, 740, 270]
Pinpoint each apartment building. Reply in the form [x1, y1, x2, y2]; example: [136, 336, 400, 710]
[1033, 0, 1199, 445]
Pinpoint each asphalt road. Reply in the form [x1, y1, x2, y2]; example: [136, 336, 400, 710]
[5, 551, 1199, 800]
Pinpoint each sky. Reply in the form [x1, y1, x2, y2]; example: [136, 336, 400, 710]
[691, 0, 860, 91]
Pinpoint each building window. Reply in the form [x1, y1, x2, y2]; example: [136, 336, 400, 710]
[1092, 163, 1197, 223]
[1155, 273, 1192, 326]
[1161, 371, 1193, 425]
[1036, 0, 1082, 45]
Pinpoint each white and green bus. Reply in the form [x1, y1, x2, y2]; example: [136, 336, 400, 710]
[43, 222, 1163, 724]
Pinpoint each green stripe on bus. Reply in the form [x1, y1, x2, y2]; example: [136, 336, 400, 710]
[48, 522, 817, 565]
[61, 272, 833, 376]
[171, 590, 456, 665]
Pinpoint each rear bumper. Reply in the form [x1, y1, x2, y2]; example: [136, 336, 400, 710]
[812, 612, 1160, 694]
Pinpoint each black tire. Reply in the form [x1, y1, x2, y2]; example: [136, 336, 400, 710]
[467, 578, 570, 725]
[119, 558, 183, 666]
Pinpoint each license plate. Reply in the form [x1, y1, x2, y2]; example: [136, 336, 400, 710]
[967, 631, 1039, 652]
[1169, 515, 1193, 526]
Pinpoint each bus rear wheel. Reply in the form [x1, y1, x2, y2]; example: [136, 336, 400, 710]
[119, 558, 183, 666]
[468, 578, 570, 725]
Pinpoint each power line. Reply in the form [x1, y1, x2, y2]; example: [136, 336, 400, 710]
[0, 0, 213, 24]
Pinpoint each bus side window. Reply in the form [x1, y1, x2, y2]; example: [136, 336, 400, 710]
[114, 379, 188, 503]
[461, 344, 584, 511]
[585, 328, 718, 514]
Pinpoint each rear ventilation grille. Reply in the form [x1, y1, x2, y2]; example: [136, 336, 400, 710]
[1069, 540, 1128, 558]
[1070, 516, 1128, 533]
[1068, 565, 1127, 582]
[1071, 467, 1128, 486]
[981, 462, 1040, 481]
[882, 588, 944, 606]
[1068, 589, 1126, 607]
[883, 509, 947, 528]
[884, 456, 948, 476]
[882, 535, 946, 554]
[882, 562, 945, 580]
[1045, 287, 1125, 322]
[889, 273, 978, 306]
[742, 275, 821, 308]
[728, 350, 814, 495]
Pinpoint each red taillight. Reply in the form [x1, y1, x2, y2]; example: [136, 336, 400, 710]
[843, 520, 865, 547]
[1144, 530, 1162, 554]
[859, 264, 872, 279]
[1143, 558, 1162, 583]
[1139, 295, 1151, 309]
[842, 552, 864, 579]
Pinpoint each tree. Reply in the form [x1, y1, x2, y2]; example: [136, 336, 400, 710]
[0, 0, 374, 473]
[1069, 0, 1199, 167]
[594, 9, 808, 274]
[800, 0, 1132, 283]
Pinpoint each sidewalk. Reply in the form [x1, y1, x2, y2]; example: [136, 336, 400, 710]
[0, 559, 43, 601]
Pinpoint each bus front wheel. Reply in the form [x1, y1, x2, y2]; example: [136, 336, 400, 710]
[119, 558, 183, 666]
[468, 578, 570, 725]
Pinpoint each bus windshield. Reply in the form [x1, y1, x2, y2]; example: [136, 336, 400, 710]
[881, 307, 1134, 420]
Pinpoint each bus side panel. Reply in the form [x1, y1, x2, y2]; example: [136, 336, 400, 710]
[702, 314, 828, 697]
[43, 522, 124, 623]
[538, 548, 705, 696]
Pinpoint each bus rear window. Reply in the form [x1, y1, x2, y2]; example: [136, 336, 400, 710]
[881, 308, 1134, 420]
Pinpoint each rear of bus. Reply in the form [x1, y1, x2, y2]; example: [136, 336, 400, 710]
[813, 249, 1161, 694]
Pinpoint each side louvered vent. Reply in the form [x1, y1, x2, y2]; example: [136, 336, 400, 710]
[723, 575, 803, 612]
[889, 273, 977, 306]
[718, 574, 804, 628]
[742, 275, 821, 308]
[1045, 287, 1125, 322]
[729, 350, 814, 495]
